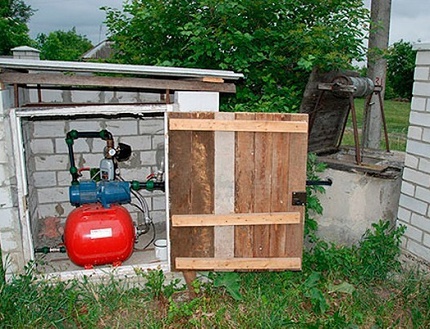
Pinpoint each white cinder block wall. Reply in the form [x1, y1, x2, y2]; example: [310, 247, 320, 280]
[397, 43, 430, 264]
[0, 88, 27, 276]
[25, 116, 165, 249]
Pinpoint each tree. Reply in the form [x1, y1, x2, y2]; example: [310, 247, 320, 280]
[103, 0, 369, 112]
[36, 28, 93, 61]
[0, 0, 34, 55]
[386, 40, 416, 100]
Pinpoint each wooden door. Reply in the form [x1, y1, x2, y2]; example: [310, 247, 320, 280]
[168, 112, 308, 272]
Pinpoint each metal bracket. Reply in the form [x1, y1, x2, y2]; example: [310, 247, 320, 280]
[292, 192, 307, 206]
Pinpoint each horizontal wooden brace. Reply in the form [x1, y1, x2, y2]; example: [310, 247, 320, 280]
[169, 118, 308, 133]
[172, 212, 301, 227]
[176, 257, 302, 270]
[0, 72, 237, 93]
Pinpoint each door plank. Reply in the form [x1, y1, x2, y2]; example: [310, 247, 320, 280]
[176, 257, 302, 270]
[234, 112, 256, 257]
[172, 212, 301, 227]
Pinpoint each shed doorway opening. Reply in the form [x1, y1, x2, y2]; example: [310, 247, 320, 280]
[11, 104, 171, 280]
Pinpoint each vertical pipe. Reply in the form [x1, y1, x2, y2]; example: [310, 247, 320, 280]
[349, 94, 362, 164]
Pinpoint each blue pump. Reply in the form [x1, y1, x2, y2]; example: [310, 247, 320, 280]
[70, 181, 131, 208]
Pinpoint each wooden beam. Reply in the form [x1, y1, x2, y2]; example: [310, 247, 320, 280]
[0, 72, 237, 93]
[169, 118, 308, 133]
[176, 257, 302, 270]
[172, 212, 301, 227]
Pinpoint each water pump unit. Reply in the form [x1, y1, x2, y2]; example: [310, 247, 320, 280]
[62, 130, 164, 268]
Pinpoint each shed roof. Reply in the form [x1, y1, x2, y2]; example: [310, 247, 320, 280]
[0, 58, 243, 80]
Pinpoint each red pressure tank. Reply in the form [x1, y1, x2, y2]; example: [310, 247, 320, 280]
[64, 203, 135, 268]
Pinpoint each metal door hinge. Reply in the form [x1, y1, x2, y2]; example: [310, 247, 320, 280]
[292, 192, 307, 206]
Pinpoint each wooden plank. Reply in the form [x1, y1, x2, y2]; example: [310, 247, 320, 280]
[168, 112, 194, 271]
[270, 114, 291, 257]
[234, 112, 255, 257]
[189, 112, 215, 258]
[253, 113, 273, 258]
[172, 212, 301, 227]
[0, 72, 237, 93]
[176, 257, 302, 270]
[285, 114, 308, 258]
[168, 112, 215, 271]
[214, 112, 235, 258]
[169, 118, 308, 133]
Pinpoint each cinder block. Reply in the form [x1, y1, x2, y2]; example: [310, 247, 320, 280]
[140, 151, 156, 166]
[119, 135, 152, 151]
[402, 167, 430, 187]
[0, 141, 8, 163]
[0, 207, 19, 230]
[150, 210, 167, 224]
[406, 139, 430, 159]
[80, 153, 105, 168]
[106, 120, 138, 136]
[416, 51, 430, 65]
[422, 128, 430, 143]
[57, 171, 72, 187]
[404, 154, 419, 169]
[411, 213, 430, 234]
[119, 167, 152, 181]
[0, 122, 5, 140]
[404, 223, 423, 242]
[37, 202, 74, 219]
[423, 233, 430, 248]
[152, 195, 166, 211]
[152, 135, 165, 149]
[33, 121, 66, 138]
[409, 126, 423, 140]
[0, 231, 19, 252]
[408, 239, 430, 262]
[400, 181, 415, 196]
[35, 155, 68, 171]
[0, 165, 10, 186]
[0, 186, 13, 208]
[398, 194, 428, 215]
[30, 139, 54, 154]
[33, 171, 57, 188]
[418, 157, 430, 173]
[139, 118, 164, 135]
[409, 111, 430, 127]
[415, 185, 430, 203]
[411, 97, 427, 111]
[413, 81, 430, 97]
[415, 66, 430, 80]
[397, 206, 412, 223]
[69, 120, 103, 131]
[37, 187, 69, 204]
[55, 138, 89, 154]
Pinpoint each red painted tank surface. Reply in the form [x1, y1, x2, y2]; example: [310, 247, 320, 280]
[64, 203, 135, 267]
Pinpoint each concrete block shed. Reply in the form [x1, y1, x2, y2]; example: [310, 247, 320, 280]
[0, 48, 310, 282]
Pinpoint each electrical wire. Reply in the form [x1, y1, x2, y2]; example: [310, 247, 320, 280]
[117, 174, 156, 251]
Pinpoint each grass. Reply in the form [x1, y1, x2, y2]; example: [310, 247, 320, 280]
[342, 98, 411, 151]
[1, 221, 430, 328]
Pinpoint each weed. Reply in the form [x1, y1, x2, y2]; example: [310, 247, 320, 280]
[135, 268, 183, 300]
[357, 220, 406, 281]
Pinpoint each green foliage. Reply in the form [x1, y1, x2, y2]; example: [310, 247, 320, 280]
[103, 0, 369, 112]
[386, 40, 416, 100]
[306, 220, 406, 284]
[36, 27, 93, 61]
[0, 0, 34, 55]
[305, 153, 327, 239]
[135, 268, 183, 299]
[207, 271, 243, 300]
[358, 220, 406, 281]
